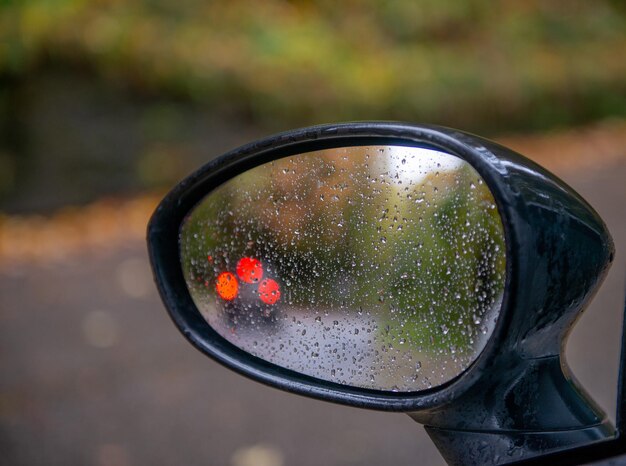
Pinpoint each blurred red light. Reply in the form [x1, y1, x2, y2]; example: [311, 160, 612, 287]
[216, 272, 238, 300]
[236, 257, 263, 283]
[258, 278, 280, 305]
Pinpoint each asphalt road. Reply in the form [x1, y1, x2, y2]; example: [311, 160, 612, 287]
[1, 159, 625, 466]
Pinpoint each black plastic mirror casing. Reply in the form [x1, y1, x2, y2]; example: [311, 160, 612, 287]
[147, 122, 616, 465]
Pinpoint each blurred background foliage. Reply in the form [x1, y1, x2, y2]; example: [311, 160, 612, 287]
[1, 0, 626, 213]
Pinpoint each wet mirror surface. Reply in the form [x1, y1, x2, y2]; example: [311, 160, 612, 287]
[180, 146, 506, 392]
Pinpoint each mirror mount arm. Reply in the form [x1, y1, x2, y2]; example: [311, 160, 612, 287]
[616, 280, 626, 434]
[409, 354, 614, 465]
[412, 285, 626, 465]
[424, 423, 612, 466]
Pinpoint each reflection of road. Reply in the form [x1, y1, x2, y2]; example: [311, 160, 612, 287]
[206, 305, 479, 392]
[220, 308, 390, 388]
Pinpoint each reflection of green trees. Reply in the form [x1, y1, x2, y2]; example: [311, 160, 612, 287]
[181, 148, 505, 353]
[387, 165, 505, 351]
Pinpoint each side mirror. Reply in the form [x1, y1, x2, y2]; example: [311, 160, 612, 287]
[148, 122, 618, 465]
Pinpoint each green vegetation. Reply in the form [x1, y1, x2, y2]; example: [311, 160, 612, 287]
[2, 1, 626, 212]
[3, 0, 626, 134]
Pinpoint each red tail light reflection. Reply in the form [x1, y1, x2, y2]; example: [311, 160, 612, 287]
[214, 257, 281, 305]
[258, 278, 280, 305]
[215, 272, 238, 301]
[236, 257, 263, 283]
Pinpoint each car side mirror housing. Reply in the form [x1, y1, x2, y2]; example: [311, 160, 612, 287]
[148, 122, 618, 465]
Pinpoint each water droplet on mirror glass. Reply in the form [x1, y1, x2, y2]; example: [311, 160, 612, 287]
[180, 145, 506, 392]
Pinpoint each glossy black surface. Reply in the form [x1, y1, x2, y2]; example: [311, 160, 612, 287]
[148, 122, 617, 465]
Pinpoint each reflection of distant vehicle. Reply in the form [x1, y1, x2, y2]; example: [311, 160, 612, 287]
[215, 258, 282, 330]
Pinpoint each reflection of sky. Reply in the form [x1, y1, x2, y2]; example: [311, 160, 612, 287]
[384, 146, 464, 185]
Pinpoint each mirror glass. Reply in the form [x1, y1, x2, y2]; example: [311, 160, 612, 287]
[180, 145, 506, 392]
